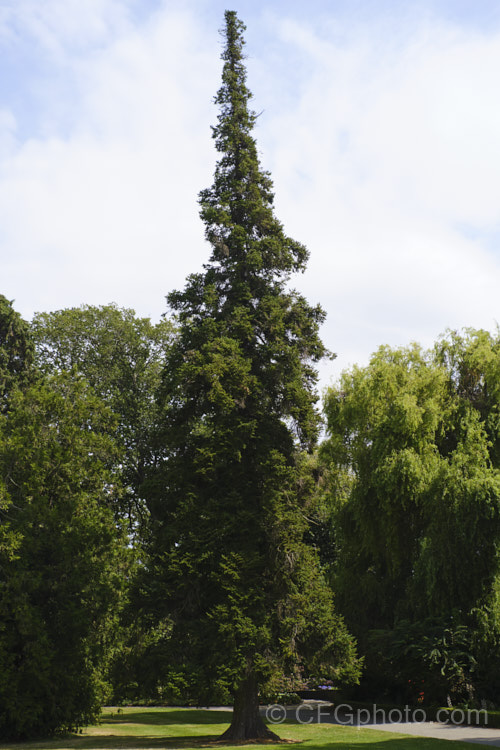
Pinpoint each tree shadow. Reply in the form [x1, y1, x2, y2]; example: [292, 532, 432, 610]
[13, 735, 482, 750]
[1, 709, 485, 750]
[103, 709, 233, 727]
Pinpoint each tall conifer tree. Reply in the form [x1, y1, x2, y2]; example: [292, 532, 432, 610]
[144, 11, 359, 740]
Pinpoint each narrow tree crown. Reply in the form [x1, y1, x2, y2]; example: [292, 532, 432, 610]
[166, 12, 326, 452]
[198, 11, 308, 280]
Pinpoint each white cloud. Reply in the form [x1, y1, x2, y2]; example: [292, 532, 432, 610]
[0, 0, 134, 58]
[1, 3, 220, 316]
[0, 109, 17, 158]
[255, 15, 500, 380]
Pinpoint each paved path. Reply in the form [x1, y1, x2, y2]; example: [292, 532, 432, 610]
[258, 704, 500, 747]
[360, 720, 500, 746]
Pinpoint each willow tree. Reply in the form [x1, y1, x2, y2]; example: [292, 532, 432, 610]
[142, 10, 359, 742]
[322, 332, 500, 704]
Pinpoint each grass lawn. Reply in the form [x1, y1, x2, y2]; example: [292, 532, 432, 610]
[0, 706, 482, 750]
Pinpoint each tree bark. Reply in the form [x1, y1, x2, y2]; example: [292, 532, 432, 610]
[218, 673, 280, 742]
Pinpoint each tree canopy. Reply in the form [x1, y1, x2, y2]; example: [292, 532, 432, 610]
[31, 304, 174, 535]
[0, 367, 129, 739]
[0, 295, 34, 409]
[321, 330, 500, 704]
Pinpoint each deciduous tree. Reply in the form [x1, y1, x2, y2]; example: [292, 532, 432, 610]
[322, 331, 500, 703]
[31, 304, 173, 535]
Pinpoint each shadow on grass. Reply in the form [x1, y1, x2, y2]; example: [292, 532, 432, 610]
[6, 735, 484, 750]
[0, 708, 485, 750]
[28, 734, 230, 749]
[103, 709, 233, 726]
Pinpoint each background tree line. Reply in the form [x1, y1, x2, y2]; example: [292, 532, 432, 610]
[0, 299, 172, 739]
[3, 295, 500, 738]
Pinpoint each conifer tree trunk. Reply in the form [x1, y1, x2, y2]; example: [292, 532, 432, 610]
[219, 673, 280, 742]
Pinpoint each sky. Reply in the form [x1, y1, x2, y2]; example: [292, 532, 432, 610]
[2, 0, 500, 390]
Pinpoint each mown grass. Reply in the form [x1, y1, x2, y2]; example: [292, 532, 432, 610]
[0, 706, 485, 750]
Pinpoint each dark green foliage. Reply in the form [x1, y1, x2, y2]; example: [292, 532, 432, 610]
[0, 295, 34, 408]
[322, 330, 500, 704]
[140, 11, 359, 738]
[0, 373, 129, 740]
[31, 304, 174, 534]
[365, 618, 477, 705]
[0, 297, 34, 563]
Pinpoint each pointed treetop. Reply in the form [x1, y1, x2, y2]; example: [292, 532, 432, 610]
[214, 11, 254, 138]
[197, 10, 308, 281]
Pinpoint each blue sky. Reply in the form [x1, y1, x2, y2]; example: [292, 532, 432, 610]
[2, 0, 500, 389]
